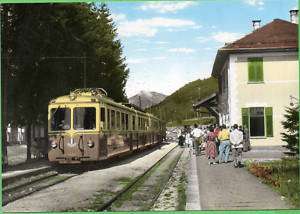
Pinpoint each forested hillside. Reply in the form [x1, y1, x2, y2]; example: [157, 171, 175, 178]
[147, 77, 218, 125]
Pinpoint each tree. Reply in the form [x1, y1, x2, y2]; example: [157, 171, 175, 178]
[281, 105, 299, 154]
[1, 3, 130, 162]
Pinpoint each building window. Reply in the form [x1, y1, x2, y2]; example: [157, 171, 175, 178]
[250, 107, 265, 137]
[248, 57, 263, 83]
[241, 107, 273, 138]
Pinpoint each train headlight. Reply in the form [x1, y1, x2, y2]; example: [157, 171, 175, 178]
[87, 139, 94, 148]
[51, 140, 58, 149]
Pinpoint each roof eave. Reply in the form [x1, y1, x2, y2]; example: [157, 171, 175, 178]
[211, 46, 298, 78]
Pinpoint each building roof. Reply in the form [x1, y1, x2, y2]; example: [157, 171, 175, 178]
[212, 19, 298, 77]
[193, 93, 217, 109]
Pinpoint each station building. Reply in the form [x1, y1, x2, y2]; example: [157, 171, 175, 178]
[209, 11, 298, 146]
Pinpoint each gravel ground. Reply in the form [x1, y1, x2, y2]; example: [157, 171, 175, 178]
[3, 143, 177, 212]
[152, 147, 189, 211]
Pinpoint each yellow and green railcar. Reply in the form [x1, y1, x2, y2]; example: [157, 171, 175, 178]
[48, 88, 165, 164]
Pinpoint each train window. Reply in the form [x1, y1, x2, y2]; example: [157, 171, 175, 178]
[138, 117, 141, 130]
[121, 113, 125, 130]
[111, 110, 115, 129]
[132, 115, 136, 130]
[125, 114, 129, 130]
[50, 108, 71, 131]
[100, 107, 106, 129]
[74, 107, 96, 130]
[107, 109, 110, 129]
[116, 111, 120, 129]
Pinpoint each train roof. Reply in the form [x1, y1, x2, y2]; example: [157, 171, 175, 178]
[49, 88, 161, 121]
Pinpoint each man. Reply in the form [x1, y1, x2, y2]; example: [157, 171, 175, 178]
[191, 124, 203, 156]
[230, 124, 244, 167]
[217, 125, 230, 163]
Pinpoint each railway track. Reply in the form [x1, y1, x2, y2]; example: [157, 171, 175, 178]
[2, 166, 77, 206]
[97, 144, 182, 211]
[3, 143, 175, 207]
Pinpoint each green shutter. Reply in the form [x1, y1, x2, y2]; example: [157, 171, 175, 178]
[241, 108, 249, 129]
[248, 58, 263, 82]
[265, 107, 273, 137]
[255, 59, 263, 82]
[248, 60, 255, 82]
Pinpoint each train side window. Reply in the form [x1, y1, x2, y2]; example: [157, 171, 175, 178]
[107, 109, 111, 129]
[138, 117, 141, 130]
[125, 114, 129, 130]
[132, 115, 136, 130]
[111, 110, 115, 129]
[116, 111, 120, 130]
[100, 107, 106, 130]
[121, 113, 125, 130]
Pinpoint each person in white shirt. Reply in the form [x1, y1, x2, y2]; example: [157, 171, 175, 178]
[191, 124, 203, 156]
[230, 124, 244, 167]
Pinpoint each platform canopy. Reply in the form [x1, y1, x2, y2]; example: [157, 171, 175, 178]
[192, 93, 219, 121]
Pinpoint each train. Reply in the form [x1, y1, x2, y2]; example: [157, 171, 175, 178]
[48, 88, 166, 164]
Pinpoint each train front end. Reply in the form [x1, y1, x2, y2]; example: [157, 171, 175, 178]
[48, 91, 101, 164]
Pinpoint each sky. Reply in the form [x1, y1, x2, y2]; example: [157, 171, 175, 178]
[105, 0, 298, 97]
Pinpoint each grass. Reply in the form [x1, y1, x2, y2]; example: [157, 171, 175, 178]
[176, 172, 187, 211]
[116, 177, 133, 187]
[246, 158, 300, 208]
[112, 150, 182, 210]
[87, 190, 116, 211]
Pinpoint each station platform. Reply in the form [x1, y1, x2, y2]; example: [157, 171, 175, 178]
[3, 159, 50, 180]
[186, 146, 292, 210]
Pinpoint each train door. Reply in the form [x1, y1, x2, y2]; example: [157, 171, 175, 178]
[99, 106, 108, 158]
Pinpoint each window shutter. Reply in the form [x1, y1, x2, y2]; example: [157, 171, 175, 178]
[265, 107, 273, 137]
[255, 59, 263, 82]
[248, 60, 255, 82]
[241, 108, 249, 129]
[248, 58, 263, 82]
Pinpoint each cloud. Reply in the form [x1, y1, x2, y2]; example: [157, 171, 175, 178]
[196, 36, 211, 43]
[118, 17, 196, 37]
[127, 56, 166, 64]
[152, 56, 166, 60]
[244, 0, 264, 9]
[127, 58, 147, 64]
[168, 48, 196, 54]
[110, 13, 127, 22]
[212, 32, 243, 44]
[156, 41, 169, 45]
[138, 1, 195, 13]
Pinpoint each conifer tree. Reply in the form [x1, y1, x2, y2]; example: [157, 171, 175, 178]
[281, 105, 299, 154]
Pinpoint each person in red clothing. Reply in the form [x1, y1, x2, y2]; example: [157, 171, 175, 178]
[213, 124, 220, 155]
[206, 125, 218, 165]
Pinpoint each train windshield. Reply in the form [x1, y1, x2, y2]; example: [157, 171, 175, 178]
[50, 108, 71, 131]
[74, 107, 96, 130]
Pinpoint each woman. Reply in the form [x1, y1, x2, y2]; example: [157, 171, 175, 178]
[206, 125, 218, 165]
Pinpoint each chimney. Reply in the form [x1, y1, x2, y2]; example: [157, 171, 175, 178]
[252, 20, 261, 31]
[290, 9, 298, 24]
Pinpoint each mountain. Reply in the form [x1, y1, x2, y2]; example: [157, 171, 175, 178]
[147, 77, 218, 125]
[129, 91, 167, 110]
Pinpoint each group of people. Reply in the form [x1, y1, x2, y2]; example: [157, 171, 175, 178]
[178, 123, 250, 168]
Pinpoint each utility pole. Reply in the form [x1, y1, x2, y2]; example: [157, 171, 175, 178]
[83, 52, 86, 88]
[139, 96, 142, 109]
